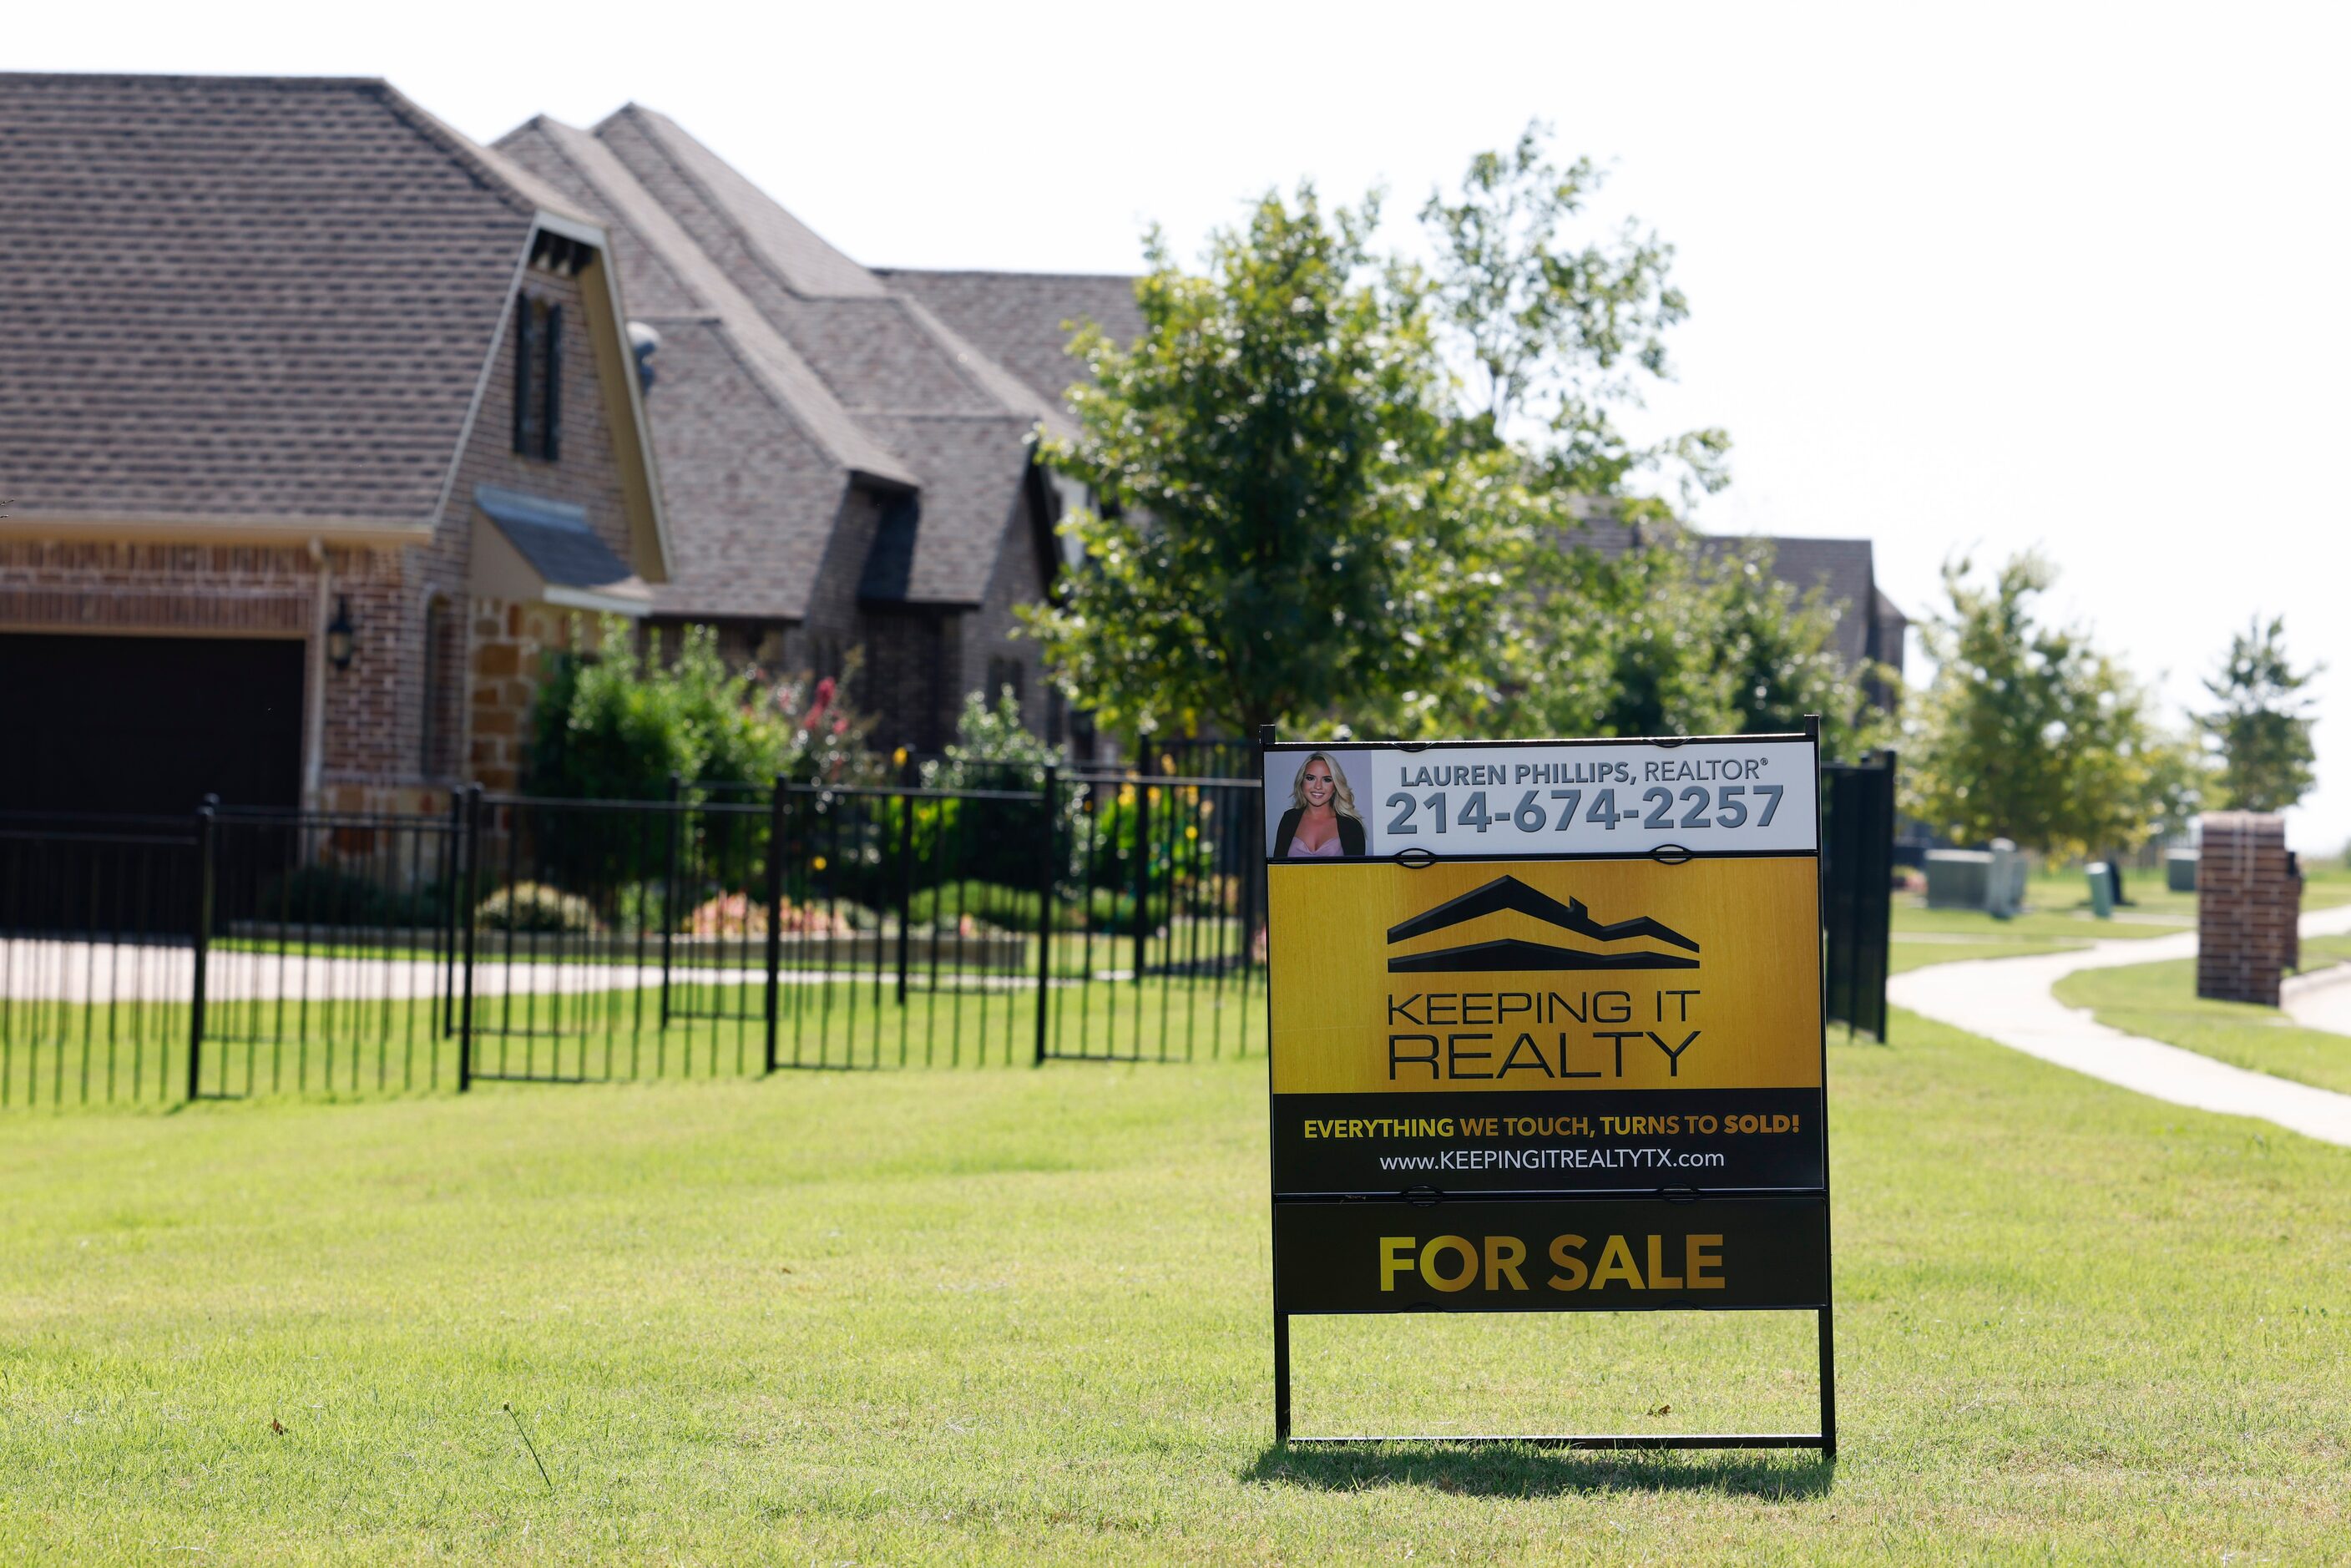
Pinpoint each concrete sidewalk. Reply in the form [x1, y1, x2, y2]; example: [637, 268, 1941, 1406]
[1888, 903, 2351, 1147]
[2283, 960, 2351, 1037]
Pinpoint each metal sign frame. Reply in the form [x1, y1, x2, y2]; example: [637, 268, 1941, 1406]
[1260, 721, 1835, 1457]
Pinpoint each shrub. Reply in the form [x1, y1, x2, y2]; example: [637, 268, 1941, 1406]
[530, 621, 884, 802]
[477, 882, 601, 934]
[255, 866, 445, 929]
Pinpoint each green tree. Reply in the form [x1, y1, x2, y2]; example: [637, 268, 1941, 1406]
[2197, 615, 2320, 812]
[1419, 120, 1729, 501]
[1902, 554, 2197, 857]
[1429, 529, 1887, 758]
[1026, 186, 1526, 740]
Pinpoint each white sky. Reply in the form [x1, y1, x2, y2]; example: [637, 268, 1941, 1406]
[21, 1, 2348, 852]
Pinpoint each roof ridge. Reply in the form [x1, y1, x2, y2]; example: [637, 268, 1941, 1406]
[511, 114, 918, 487]
[372, 82, 590, 225]
[598, 104, 888, 301]
[0, 69, 387, 88]
[600, 106, 1061, 431]
[875, 266, 1142, 282]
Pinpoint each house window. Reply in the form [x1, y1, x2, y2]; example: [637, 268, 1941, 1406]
[512, 296, 562, 461]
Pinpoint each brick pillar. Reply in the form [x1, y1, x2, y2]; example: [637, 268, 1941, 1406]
[2197, 812, 2297, 1006]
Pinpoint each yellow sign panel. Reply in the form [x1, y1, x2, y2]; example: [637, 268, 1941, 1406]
[1268, 857, 1821, 1095]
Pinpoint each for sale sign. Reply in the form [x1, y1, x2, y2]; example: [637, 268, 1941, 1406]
[1261, 732, 1836, 1443]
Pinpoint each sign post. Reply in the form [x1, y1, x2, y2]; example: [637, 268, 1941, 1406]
[1261, 724, 1834, 1454]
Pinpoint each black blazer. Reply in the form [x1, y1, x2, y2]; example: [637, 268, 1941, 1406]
[1272, 807, 1365, 859]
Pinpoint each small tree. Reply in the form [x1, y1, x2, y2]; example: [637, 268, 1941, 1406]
[1026, 185, 1526, 741]
[1420, 120, 1728, 501]
[1903, 554, 2197, 857]
[2197, 615, 2320, 812]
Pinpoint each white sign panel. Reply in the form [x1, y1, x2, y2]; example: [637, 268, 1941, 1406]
[1263, 736, 1818, 861]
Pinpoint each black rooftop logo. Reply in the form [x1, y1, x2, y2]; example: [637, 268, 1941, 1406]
[1385, 875, 1700, 973]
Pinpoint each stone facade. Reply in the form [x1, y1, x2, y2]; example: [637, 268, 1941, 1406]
[2196, 812, 2302, 1007]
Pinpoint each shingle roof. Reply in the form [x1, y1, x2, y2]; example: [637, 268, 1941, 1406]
[1741, 536, 1883, 666]
[496, 105, 1102, 615]
[0, 73, 587, 530]
[877, 269, 1146, 417]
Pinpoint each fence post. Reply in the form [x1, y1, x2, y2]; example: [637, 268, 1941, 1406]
[1131, 751, 1153, 982]
[441, 787, 463, 1039]
[1035, 764, 1058, 1066]
[895, 754, 916, 1008]
[660, 771, 681, 1029]
[764, 775, 784, 1074]
[186, 802, 215, 1102]
[458, 784, 482, 1093]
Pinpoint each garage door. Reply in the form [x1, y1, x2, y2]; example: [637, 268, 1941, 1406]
[0, 634, 306, 816]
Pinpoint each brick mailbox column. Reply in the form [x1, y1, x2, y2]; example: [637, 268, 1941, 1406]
[2196, 812, 2298, 1006]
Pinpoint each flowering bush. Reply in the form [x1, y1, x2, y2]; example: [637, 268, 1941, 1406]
[683, 891, 867, 938]
[528, 620, 882, 804]
[477, 882, 602, 933]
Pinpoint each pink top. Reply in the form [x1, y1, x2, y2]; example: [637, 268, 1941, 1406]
[1289, 835, 1343, 858]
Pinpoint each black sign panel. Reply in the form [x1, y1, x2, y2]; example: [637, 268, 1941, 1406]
[1274, 1196, 1830, 1315]
[1273, 1088, 1825, 1196]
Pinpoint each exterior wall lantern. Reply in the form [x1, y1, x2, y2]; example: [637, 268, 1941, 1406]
[326, 596, 356, 672]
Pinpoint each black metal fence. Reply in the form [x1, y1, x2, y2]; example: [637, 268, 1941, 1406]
[0, 814, 200, 1107]
[3, 746, 1894, 1106]
[0, 768, 1268, 1108]
[1822, 752, 1896, 1041]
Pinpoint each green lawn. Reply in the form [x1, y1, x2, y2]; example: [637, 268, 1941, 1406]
[3, 976, 1262, 1110]
[2299, 932, 2351, 974]
[1890, 903, 2185, 941]
[1886, 938, 2086, 974]
[5, 1010, 2350, 1562]
[2054, 947, 2351, 1096]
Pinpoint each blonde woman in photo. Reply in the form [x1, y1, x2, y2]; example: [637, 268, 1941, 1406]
[1272, 751, 1366, 858]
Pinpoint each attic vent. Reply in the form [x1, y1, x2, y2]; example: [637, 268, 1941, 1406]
[529, 230, 584, 276]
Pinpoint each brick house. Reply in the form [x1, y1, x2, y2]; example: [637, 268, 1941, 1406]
[492, 108, 1143, 755]
[0, 73, 671, 814]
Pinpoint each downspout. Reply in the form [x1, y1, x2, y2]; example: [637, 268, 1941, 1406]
[304, 537, 331, 807]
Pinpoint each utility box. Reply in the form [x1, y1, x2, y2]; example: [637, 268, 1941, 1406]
[1924, 849, 1990, 909]
[2166, 850, 2197, 893]
[1986, 839, 2028, 918]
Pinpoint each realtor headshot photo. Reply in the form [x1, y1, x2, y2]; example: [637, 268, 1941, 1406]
[1264, 749, 1371, 860]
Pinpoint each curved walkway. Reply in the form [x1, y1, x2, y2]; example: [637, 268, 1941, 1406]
[2283, 960, 2351, 1035]
[1888, 903, 2351, 1148]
